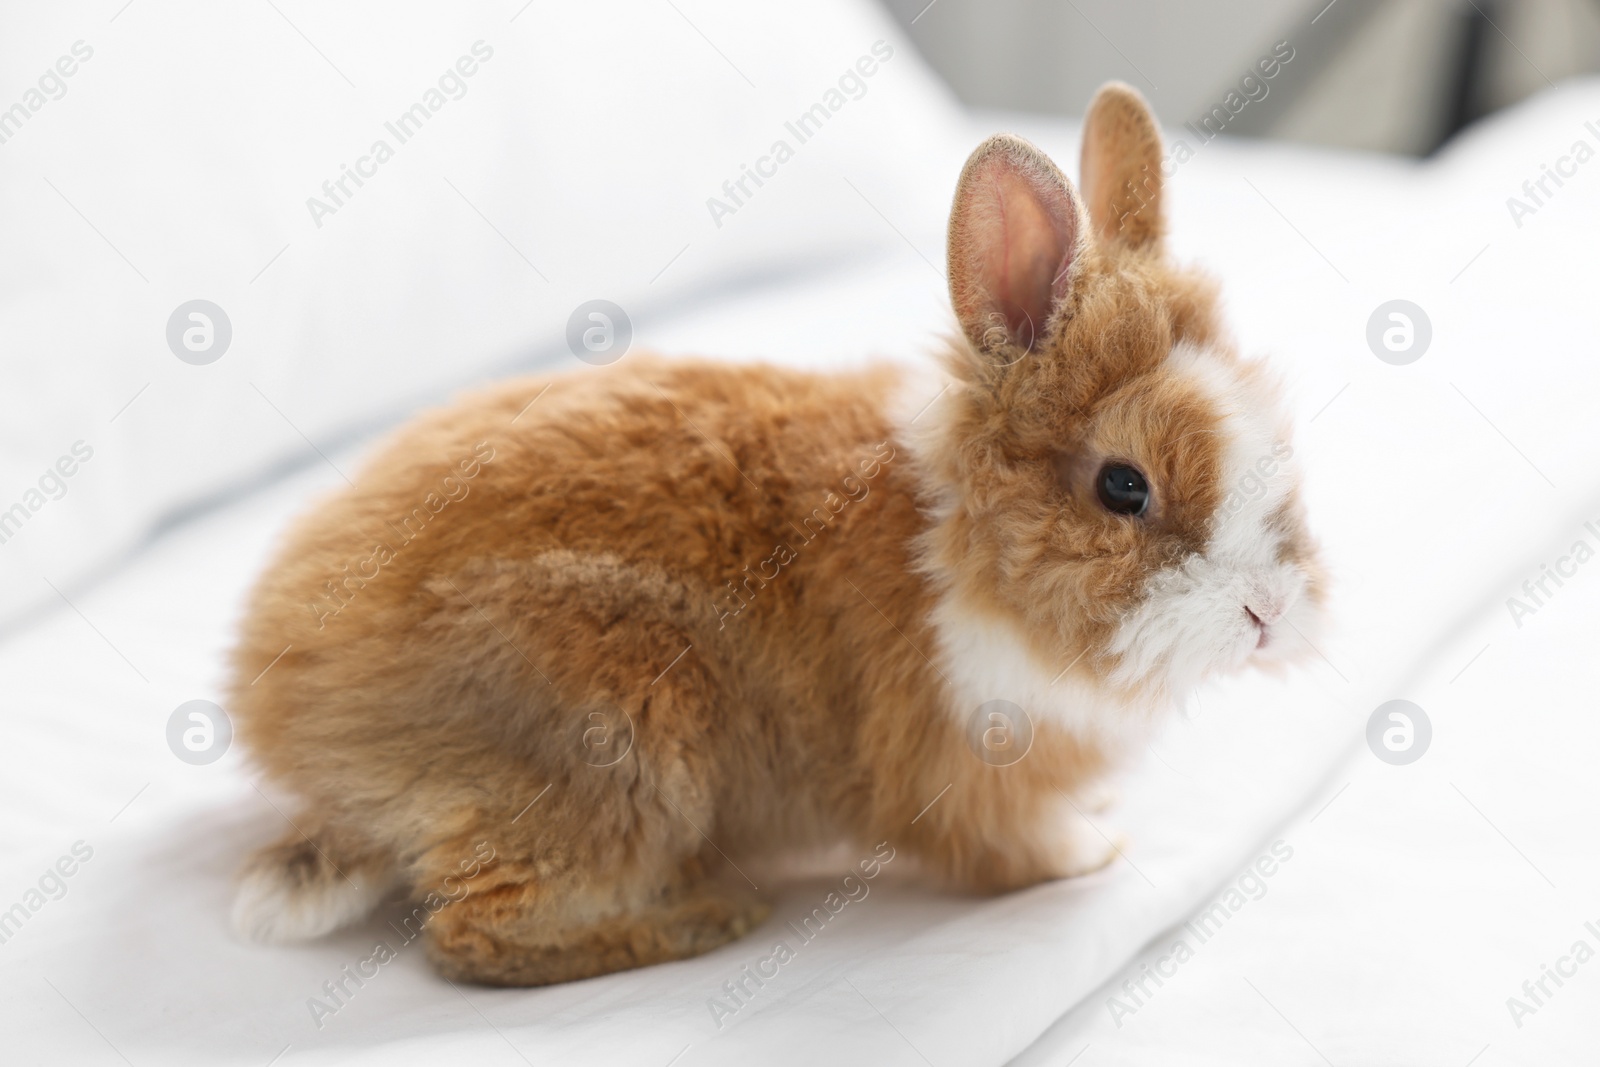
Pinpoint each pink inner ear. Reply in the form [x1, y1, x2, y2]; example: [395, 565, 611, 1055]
[953, 147, 1081, 351]
[988, 169, 1075, 343]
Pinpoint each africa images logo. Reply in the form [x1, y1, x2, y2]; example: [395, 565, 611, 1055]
[304, 41, 495, 229]
[704, 41, 895, 229]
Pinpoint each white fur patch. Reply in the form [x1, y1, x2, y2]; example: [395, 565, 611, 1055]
[232, 862, 387, 945]
[930, 598, 1164, 757]
[1107, 343, 1316, 694]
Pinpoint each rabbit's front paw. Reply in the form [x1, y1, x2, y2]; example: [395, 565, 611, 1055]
[1036, 798, 1125, 879]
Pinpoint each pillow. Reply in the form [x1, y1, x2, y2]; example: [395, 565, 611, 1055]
[0, 0, 970, 630]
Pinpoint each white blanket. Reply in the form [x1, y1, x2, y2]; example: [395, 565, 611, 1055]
[5, 2, 1600, 1061]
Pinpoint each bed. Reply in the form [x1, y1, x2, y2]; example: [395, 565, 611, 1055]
[3, 2, 1597, 1063]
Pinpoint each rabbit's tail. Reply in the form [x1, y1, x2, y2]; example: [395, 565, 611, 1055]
[232, 832, 392, 944]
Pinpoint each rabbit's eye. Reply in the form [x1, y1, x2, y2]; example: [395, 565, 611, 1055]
[1096, 463, 1149, 517]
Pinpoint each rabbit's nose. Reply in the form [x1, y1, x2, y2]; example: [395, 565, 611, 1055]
[1244, 605, 1272, 648]
[1244, 599, 1284, 625]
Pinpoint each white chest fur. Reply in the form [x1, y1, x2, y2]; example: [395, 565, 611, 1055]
[929, 597, 1168, 760]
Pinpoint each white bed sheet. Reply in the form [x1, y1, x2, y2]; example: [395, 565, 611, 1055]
[4, 81, 1600, 1066]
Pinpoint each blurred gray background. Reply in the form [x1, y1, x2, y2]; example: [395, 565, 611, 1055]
[877, 0, 1600, 154]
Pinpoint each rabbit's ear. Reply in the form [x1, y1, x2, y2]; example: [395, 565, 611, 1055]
[948, 134, 1088, 355]
[1080, 82, 1164, 249]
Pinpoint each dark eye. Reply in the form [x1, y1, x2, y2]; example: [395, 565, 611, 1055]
[1097, 463, 1150, 516]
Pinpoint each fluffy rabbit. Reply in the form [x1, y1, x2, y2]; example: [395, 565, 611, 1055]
[229, 82, 1322, 986]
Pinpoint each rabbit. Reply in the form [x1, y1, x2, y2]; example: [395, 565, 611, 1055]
[227, 82, 1323, 987]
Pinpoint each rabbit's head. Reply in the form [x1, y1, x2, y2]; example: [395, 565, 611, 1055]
[912, 83, 1325, 708]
